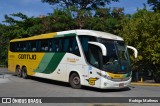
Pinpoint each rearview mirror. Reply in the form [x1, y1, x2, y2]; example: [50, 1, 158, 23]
[127, 46, 138, 58]
[88, 42, 107, 56]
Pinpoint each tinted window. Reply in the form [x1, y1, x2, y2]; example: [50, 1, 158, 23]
[89, 45, 101, 68]
[10, 36, 80, 56]
[27, 41, 37, 52]
[40, 40, 49, 52]
[78, 35, 97, 62]
[61, 36, 80, 56]
[53, 38, 61, 52]
[68, 36, 80, 56]
[63, 38, 69, 52]
[10, 42, 29, 52]
[10, 42, 16, 52]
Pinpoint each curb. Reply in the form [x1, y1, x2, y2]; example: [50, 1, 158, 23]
[131, 82, 160, 87]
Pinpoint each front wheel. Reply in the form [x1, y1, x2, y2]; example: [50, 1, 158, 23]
[69, 73, 81, 89]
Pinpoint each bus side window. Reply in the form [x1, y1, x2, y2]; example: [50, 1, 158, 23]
[78, 35, 97, 62]
[69, 37, 80, 56]
[52, 39, 56, 52]
[63, 38, 69, 52]
[10, 41, 28, 52]
[31, 41, 37, 52]
[40, 40, 48, 52]
[27, 42, 31, 51]
[58, 39, 63, 52]
[27, 41, 37, 52]
[17, 43, 21, 51]
[56, 44, 59, 52]
[68, 37, 73, 52]
[23, 42, 27, 51]
[88, 45, 101, 68]
[10, 42, 16, 52]
[49, 40, 52, 52]
[53, 39, 60, 52]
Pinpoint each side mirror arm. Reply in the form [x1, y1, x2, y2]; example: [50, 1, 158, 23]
[88, 42, 107, 56]
[127, 46, 138, 58]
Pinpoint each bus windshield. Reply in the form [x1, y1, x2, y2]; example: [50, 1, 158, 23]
[98, 38, 131, 74]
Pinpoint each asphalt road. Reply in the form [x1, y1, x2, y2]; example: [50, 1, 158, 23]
[0, 68, 160, 106]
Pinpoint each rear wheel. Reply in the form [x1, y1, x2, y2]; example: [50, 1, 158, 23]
[69, 73, 81, 89]
[16, 66, 21, 77]
[22, 67, 28, 79]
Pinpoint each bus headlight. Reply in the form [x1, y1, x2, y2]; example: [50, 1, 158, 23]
[97, 72, 111, 80]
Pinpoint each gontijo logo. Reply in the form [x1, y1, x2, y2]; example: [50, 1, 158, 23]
[18, 54, 36, 60]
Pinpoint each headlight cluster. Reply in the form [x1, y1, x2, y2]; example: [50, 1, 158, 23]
[97, 72, 111, 80]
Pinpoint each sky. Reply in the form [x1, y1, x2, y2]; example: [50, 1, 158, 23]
[0, 0, 151, 23]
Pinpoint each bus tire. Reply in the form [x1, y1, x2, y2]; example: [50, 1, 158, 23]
[69, 73, 81, 89]
[22, 67, 28, 79]
[16, 66, 22, 77]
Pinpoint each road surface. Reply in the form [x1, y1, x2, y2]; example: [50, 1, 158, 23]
[0, 68, 159, 106]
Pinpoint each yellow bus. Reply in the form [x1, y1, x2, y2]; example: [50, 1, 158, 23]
[8, 30, 137, 89]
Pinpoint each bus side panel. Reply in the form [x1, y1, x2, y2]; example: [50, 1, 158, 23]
[33, 52, 67, 81]
[64, 53, 87, 85]
[12, 52, 45, 76]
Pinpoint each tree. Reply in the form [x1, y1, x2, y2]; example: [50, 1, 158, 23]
[117, 9, 160, 82]
[71, 7, 124, 33]
[0, 13, 45, 65]
[148, 0, 160, 12]
[2, 12, 46, 38]
[41, 9, 76, 31]
[41, 0, 118, 10]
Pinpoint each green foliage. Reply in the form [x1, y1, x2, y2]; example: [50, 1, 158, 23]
[0, 25, 9, 65]
[148, 0, 160, 12]
[45, 9, 75, 31]
[117, 9, 160, 77]
[11, 12, 28, 20]
[41, 0, 119, 10]
[74, 8, 123, 33]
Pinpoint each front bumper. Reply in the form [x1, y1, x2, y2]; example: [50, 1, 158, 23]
[100, 77, 132, 89]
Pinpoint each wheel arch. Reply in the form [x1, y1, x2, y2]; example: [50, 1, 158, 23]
[22, 65, 27, 70]
[16, 65, 20, 69]
[68, 70, 84, 85]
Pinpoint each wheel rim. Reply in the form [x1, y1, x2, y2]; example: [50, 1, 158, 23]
[22, 71, 26, 77]
[73, 77, 80, 85]
[16, 68, 20, 76]
[22, 68, 27, 78]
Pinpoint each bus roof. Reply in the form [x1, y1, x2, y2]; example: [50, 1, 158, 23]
[10, 29, 123, 42]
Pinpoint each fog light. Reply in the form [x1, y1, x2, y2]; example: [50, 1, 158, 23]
[104, 82, 108, 86]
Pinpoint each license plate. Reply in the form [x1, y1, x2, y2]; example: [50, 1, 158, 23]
[119, 83, 124, 87]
